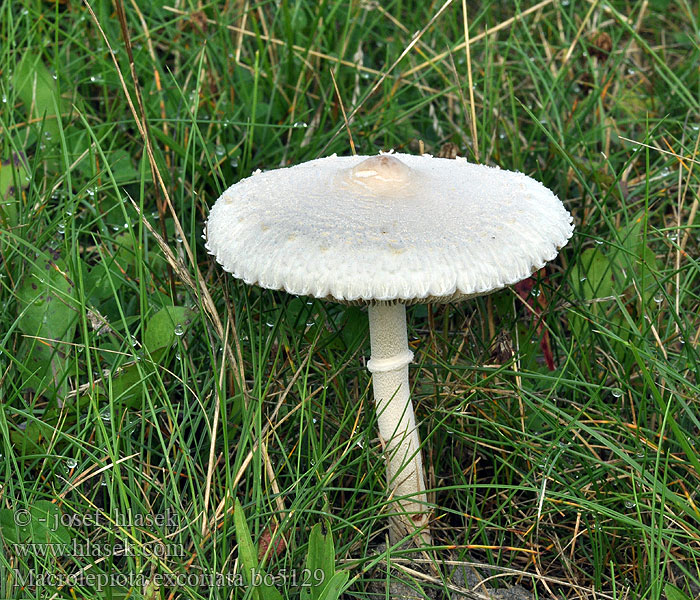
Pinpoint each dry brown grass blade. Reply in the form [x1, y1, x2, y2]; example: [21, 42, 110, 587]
[401, 0, 557, 78]
[83, 0, 244, 394]
[127, 0, 171, 166]
[163, 4, 462, 106]
[330, 68, 356, 156]
[560, 0, 599, 68]
[204, 330, 363, 537]
[201, 318, 229, 537]
[460, 0, 479, 162]
[358, 556, 619, 600]
[319, 0, 456, 156]
[112, 0, 175, 296]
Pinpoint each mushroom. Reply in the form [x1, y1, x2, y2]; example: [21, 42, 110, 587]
[205, 152, 574, 543]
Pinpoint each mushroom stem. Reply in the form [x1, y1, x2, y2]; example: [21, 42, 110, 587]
[367, 303, 430, 544]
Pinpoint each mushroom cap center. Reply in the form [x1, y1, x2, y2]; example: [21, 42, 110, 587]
[340, 154, 415, 196]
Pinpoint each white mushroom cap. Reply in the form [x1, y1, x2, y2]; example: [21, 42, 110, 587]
[205, 153, 574, 304]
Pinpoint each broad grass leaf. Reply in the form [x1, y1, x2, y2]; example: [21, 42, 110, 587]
[16, 251, 77, 391]
[233, 498, 283, 600]
[28, 500, 72, 545]
[664, 583, 692, 600]
[12, 55, 73, 143]
[317, 572, 349, 600]
[144, 306, 191, 354]
[302, 521, 342, 600]
[0, 153, 29, 226]
[571, 248, 613, 300]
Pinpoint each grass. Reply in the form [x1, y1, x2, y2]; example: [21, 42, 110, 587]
[0, 0, 699, 598]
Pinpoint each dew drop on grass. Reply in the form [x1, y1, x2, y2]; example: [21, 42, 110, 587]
[624, 500, 636, 509]
[579, 276, 587, 282]
[100, 412, 111, 422]
[293, 121, 308, 128]
[230, 158, 239, 168]
[653, 293, 663, 304]
[100, 479, 108, 486]
[595, 239, 603, 245]
[636, 451, 644, 458]
[57, 223, 65, 236]
[215, 145, 225, 157]
[531, 288, 541, 297]
[174, 324, 184, 336]
[265, 321, 274, 328]
[65, 458, 77, 469]
[175, 352, 181, 361]
[1, 95, 6, 103]
[611, 388, 623, 398]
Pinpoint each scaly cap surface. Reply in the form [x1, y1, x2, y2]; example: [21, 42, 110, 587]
[205, 153, 574, 304]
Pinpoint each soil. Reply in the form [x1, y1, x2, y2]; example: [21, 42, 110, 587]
[353, 545, 534, 600]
